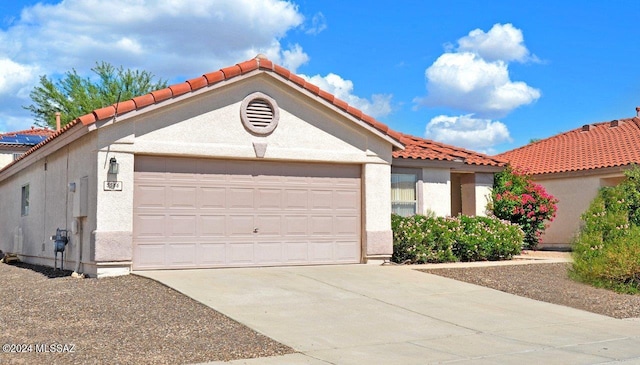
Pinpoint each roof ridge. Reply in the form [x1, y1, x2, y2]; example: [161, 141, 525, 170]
[498, 115, 640, 158]
[498, 113, 640, 174]
[2, 55, 404, 173]
[394, 132, 507, 166]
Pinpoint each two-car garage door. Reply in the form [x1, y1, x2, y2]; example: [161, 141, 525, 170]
[132, 156, 361, 270]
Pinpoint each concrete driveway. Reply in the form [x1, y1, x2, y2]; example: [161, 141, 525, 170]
[137, 264, 640, 364]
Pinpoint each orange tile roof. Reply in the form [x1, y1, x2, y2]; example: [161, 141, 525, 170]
[497, 117, 640, 175]
[2, 55, 409, 172]
[394, 133, 507, 167]
[2, 55, 503, 172]
[72, 55, 404, 143]
[0, 127, 55, 137]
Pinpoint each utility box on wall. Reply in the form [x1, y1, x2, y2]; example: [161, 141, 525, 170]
[73, 176, 89, 218]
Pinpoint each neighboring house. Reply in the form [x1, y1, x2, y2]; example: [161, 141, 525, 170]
[0, 128, 54, 169]
[497, 111, 640, 249]
[0, 55, 503, 277]
[392, 133, 505, 217]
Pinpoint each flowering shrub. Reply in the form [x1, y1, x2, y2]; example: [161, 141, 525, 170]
[455, 215, 525, 261]
[391, 214, 523, 263]
[490, 166, 558, 249]
[571, 167, 640, 293]
[391, 214, 458, 263]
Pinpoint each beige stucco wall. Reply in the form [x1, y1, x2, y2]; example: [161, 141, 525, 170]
[1, 72, 397, 276]
[0, 152, 14, 169]
[535, 174, 610, 248]
[421, 168, 451, 216]
[0, 131, 98, 275]
[89, 73, 395, 272]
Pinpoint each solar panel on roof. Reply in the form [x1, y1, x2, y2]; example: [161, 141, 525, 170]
[0, 134, 48, 145]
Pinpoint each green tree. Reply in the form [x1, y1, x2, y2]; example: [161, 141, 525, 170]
[24, 62, 167, 128]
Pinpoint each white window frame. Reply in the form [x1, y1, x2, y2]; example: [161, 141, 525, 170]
[21, 184, 29, 216]
[391, 169, 422, 217]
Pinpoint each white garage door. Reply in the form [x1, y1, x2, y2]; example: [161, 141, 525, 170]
[132, 156, 361, 270]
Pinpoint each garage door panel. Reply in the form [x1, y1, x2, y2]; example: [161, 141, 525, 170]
[167, 243, 198, 267]
[310, 241, 333, 261]
[133, 157, 361, 270]
[167, 215, 197, 237]
[255, 215, 282, 236]
[311, 216, 333, 235]
[256, 242, 283, 263]
[199, 215, 226, 236]
[310, 190, 333, 210]
[228, 215, 254, 236]
[199, 187, 226, 209]
[135, 244, 165, 268]
[284, 216, 308, 235]
[335, 216, 359, 235]
[335, 190, 359, 210]
[135, 185, 166, 208]
[228, 243, 255, 264]
[256, 188, 283, 209]
[168, 186, 197, 209]
[284, 242, 308, 262]
[284, 190, 308, 210]
[133, 215, 166, 238]
[198, 243, 226, 265]
[228, 188, 254, 209]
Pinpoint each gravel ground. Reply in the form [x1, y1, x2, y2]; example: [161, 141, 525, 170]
[422, 262, 640, 319]
[0, 262, 293, 365]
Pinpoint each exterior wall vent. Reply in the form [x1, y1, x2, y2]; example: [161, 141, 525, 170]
[240, 92, 279, 135]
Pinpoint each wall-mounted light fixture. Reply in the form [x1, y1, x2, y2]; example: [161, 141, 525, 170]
[108, 157, 119, 174]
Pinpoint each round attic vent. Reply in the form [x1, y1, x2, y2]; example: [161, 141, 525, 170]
[240, 92, 279, 135]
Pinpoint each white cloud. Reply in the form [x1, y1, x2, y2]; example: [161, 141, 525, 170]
[301, 73, 392, 118]
[457, 23, 534, 63]
[419, 52, 540, 117]
[425, 114, 512, 153]
[305, 12, 327, 35]
[0, 0, 310, 131]
[416, 23, 541, 152]
[0, 58, 39, 95]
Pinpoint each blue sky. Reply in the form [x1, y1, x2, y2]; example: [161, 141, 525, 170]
[0, 1, 638, 154]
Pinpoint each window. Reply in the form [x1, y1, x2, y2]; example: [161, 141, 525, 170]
[21, 184, 29, 216]
[391, 173, 417, 216]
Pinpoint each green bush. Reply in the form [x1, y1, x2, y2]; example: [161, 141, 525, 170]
[391, 214, 523, 264]
[455, 215, 524, 261]
[571, 166, 640, 293]
[391, 214, 458, 263]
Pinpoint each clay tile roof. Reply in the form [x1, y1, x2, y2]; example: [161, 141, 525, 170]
[394, 133, 507, 167]
[497, 117, 640, 175]
[0, 127, 55, 146]
[3, 55, 405, 173]
[0, 127, 55, 138]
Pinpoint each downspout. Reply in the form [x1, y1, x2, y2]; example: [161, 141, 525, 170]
[72, 218, 84, 278]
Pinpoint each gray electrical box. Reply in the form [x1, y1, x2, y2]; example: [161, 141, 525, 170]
[73, 176, 89, 218]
